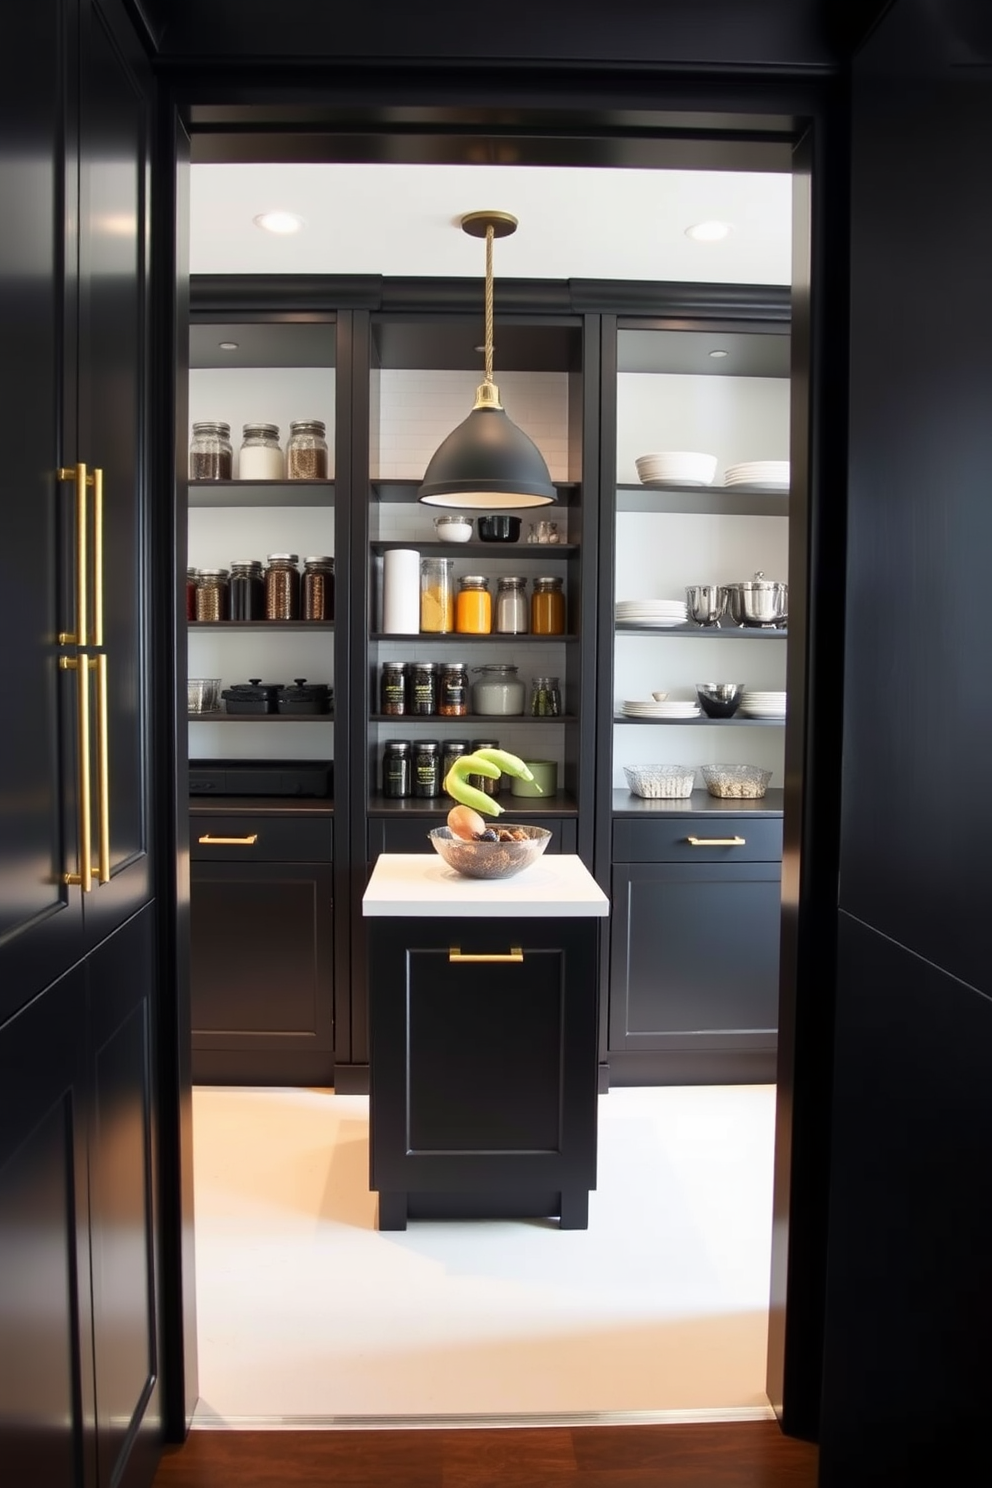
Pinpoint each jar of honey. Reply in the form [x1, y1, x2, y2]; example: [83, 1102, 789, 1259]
[531, 575, 565, 635]
[455, 575, 491, 634]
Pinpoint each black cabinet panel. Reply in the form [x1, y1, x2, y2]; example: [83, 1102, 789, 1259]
[613, 815, 782, 864]
[191, 813, 332, 863]
[0, 965, 90, 1488]
[369, 815, 576, 857]
[610, 861, 780, 1054]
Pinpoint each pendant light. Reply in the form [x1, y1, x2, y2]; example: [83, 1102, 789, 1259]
[417, 211, 558, 509]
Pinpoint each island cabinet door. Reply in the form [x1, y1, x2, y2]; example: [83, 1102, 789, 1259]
[369, 917, 599, 1207]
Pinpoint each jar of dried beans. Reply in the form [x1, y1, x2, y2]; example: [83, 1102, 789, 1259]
[264, 553, 300, 620]
[286, 420, 329, 480]
[302, 556, 334, 621]
[189, 422, 232, 481]
[195, 568, 229, 622]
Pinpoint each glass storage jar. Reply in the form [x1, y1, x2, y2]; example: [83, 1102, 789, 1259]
[413, 739, 442, 798]
[441, 740, 471, 793]
[229, 560, 264, 621]
[189, 421, 232, 481]
[380, 660, 407, 716]
[186, 567, 198, 621]
[471, 664, 525, 716]
[438, 661, 468, 716]
[530, 675, 562, 717]
[303, 556, 334, 621]
[495, 575, 528, 634]
[531, 575, 566, 634]
[469, 737, 502, 796]
[409, 661, 437, 716]
[264, 553, 300, 620]
[194, 568, 229, 622]
[382, 740, 412, 799]
[420, 557, 454, 633]
[455, 575, 491, 634]
[239, 422, 284, 479]
[286, 419, 328, 480]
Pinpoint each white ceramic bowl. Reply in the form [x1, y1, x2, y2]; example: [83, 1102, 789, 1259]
[651, 691, 670, 702]
[433, 515, 474, 543]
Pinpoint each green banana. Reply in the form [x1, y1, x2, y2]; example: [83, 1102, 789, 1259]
[444, 753, 505, 817]
[471, 747, 541, 789]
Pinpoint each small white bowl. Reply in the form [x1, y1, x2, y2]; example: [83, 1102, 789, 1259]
[434, 516, 473, 543]
[651, 690, 669, 702]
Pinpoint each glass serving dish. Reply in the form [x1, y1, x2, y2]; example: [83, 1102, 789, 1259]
[700, 764, 772, 799]
[428, 825, 551, 879]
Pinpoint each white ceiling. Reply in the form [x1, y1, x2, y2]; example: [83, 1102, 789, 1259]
[189, 163, 792, 284]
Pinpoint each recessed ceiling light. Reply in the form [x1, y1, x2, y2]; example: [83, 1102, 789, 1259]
[685, 220, 732, 243]
[708, 349, 729, 359]
[253, 211, 306, 235]
[218, 341, 239, 351]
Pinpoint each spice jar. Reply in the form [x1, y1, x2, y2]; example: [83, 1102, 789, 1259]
[472, 664, 525, 716]
[469, 737, 502, 796]
[186, 568, 198, 621]
[438, 661, 468, 716]
[303, 556, 334, 621]
[382, 740, 412, 799]
[286, 420, 328, 480]
[495, 575, 528, 634]
[408, 661, 437, 717]
[264, 553, 300, 620]
[530, 675, 562, 717]
[413, 739, 442, 798]
[531, 575, 566, 635]
[229, 560, 264, 621]
[380, 661, 407, 716]
[441, 740, 471, 793]
[455, 575, 491, 634]
[420, 557, 454, 634]
[239, 423, 284, 480]
[189, 422, 232, 480]
[194, 568, 229, 622]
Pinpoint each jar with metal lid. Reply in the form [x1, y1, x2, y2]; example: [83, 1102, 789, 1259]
[472, 664, 524, 716]
[469, 737, 502, 796]
[441, 740, 471, 793]
[286, 420, 329, 480]
[495, 575, 528, 634]
[438, 661, 468, 716]
[408, 661, 437, 717]
[189, 421, 232, 480]
[229, 560, 264, 621]
[413, 739, 442, 798]
[455, 575, 491, 634]
[186, 567, 199, 621]
[530, 675, 562, 717]
[420, 557, 454, 633]
[239, 422, 284, 480]
[382, 740, 412, 799]
[194, 568, 229, 622]
[531, 574, 566, 635]
[303, 556, 334, 621]
[380, 660, 407, 716]
[264, 553, 300, 620]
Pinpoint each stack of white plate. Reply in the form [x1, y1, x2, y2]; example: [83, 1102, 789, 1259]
[635, 451, 718, 487]
[616, 598, 688, 628]
[621, 699, 701, 719]
[739, 690, 786, 718]
[722, 460, 790, 491]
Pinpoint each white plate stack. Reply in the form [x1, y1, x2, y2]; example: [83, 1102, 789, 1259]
[739, 690, 786, 719]
[615, 598, 688, 628]
[621, 699, 701, 719]
[635, 451, 718, 487]
[722, 460, 790, 491]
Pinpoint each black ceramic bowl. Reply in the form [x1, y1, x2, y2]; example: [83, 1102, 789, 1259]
[477, 514, 522, 542]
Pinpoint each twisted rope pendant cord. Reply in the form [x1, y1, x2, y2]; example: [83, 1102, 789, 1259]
[484, 225, 494, 386]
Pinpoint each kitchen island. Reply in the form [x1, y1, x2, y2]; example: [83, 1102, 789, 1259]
[363, 853, 609, 1230]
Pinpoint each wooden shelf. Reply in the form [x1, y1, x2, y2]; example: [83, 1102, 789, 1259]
[188, 479, 334, 508]
[188, 621, 334, 631]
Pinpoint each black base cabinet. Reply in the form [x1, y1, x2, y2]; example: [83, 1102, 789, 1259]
[369, 916, 599, 1230]
[189, 806, 334, 1085]
[608, 806, 783, 1085]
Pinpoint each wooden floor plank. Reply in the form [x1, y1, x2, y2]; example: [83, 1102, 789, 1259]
[153, 1424, 818, 1488]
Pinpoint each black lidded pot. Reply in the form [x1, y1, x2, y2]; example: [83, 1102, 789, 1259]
[221, 678, 284, 714]
[277, 678, 333, 715]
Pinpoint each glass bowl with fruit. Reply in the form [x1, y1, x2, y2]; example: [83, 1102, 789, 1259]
[429, 748, 552, 879]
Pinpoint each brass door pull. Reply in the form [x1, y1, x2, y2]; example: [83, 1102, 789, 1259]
[198, 833, 259, 845]
[58, 464, 92, 646]
[449, 946, 523, 963]
[686, 836, 746, 847]
[94, 653, 110, 883]
[60, 655, 94, 891]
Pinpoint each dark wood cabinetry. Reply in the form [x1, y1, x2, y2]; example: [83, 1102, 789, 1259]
[189, 803, 334, 1085]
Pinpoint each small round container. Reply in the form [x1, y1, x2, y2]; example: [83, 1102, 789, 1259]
[495, 575, 528, 634]
[510, 759, 558, 798]
[303, 556, 334, 621]
[189, 422, 232, 481]
[471, 664, 525, 716]
[438, 661, 468, 716]
[530, 676, 561, 717]
[194, 568, 229, 622]
[477, 514, 521, 543]
[264, 553, 300, 620]
[531, 575, 565, 635]
[421, 557, 454, 633]
[433, 514, 474, 543]
[239, 423, 284, 480]
[455, 575, 491, 634]
[229, 560, 264, 621]
[408, 661, 437, 716]
[413, 739, 442, 798]
[382, 740, 412, 799]
[380, 660, 407, 716]
[286, 420, 328, 480]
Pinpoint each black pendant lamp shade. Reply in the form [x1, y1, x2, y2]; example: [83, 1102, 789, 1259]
[417, 211, 557, 510]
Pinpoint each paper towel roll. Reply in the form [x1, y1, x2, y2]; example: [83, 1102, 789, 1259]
[382, 548, 421, 634]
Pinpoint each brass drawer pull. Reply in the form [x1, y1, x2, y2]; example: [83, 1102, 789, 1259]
[449, 946, 523, 964]
[686, 835, 746, 847]
[197, 833, 259, 846]
[60, 655, 93, 891]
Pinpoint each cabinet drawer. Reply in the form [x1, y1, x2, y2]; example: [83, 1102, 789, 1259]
[191, 814, 332, 862]
[613, 815, 782, 864]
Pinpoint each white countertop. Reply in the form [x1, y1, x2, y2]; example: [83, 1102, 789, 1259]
[363, 853, 610, 918]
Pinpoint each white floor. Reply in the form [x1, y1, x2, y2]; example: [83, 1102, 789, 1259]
[191, 1084, 777, 1424]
